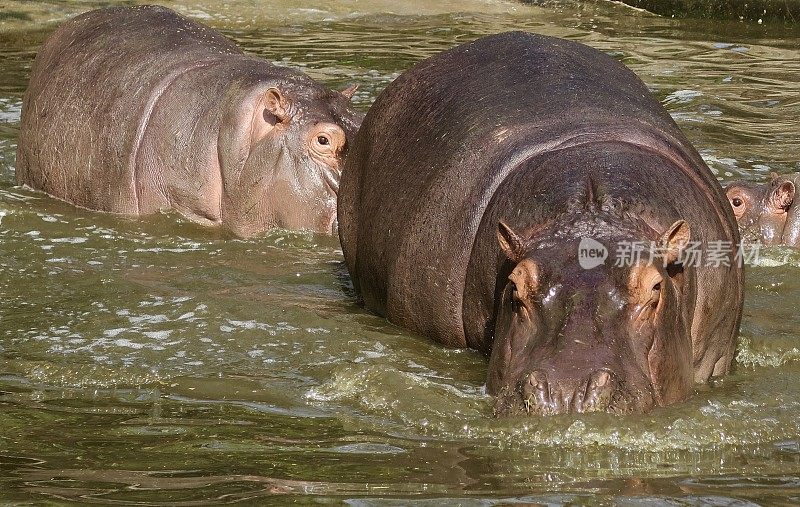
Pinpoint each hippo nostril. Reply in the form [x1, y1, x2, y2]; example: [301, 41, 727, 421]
[523, 370, 548, 397]
[592, 370, 611, 388]
[520, 370, 557, 415]
[580, 369, 616, 413]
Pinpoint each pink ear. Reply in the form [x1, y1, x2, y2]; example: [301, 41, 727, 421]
[250, 89, 288, 146]
[265, 88, 289, 120]
[340, 84, 358, 100]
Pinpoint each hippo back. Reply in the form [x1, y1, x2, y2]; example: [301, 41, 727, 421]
[339, 31, 735, 350]
[16, 5, 243, 213]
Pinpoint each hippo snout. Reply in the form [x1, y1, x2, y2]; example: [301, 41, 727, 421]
[520, 369, 619, 415]
[493, 369, 645, 417]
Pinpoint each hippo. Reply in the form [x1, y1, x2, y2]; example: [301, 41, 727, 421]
[724, 173, 800, 247]
[338, 32, 743, 416]
[16, 5, 362, 237]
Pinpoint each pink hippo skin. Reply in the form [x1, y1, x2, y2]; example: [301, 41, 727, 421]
[17, 5, 362, 237]
[725, 173, 800, 247]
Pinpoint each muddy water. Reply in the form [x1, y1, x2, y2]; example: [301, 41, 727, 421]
[1, 0, 799, 504]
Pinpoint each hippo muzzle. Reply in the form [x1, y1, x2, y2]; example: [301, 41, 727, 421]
[490, 319, 671, 417]
[495, 368, 649, 416]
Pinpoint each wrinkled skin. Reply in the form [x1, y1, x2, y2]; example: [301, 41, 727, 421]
[724, 173, 800, 247]
[16, 6, 362, 237]
[339, 32, 743, 416]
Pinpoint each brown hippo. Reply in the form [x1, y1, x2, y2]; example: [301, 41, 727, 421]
[338, 32, 743, 416]
[16, 5, 362, 237]
[724, 173, 800, 247]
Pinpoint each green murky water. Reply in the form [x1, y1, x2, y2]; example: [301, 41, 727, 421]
[1, 1, 799, 504]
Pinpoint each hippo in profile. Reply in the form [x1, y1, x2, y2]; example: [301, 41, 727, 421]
[16, 5, 362, 237]
[724, 173, 800, 247]
[339, 32, 743, 416]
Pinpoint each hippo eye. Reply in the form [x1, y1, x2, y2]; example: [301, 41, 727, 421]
[731, 197, 743, 208]
[650, 282, 662, 309]
[316, 135, 330, 146]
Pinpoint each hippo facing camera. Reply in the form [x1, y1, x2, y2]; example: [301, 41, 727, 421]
[338, 31, 743, 416]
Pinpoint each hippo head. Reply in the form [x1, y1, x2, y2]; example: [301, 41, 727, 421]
[219, 79, 362, 237]
[724, 176, 795, 245]
[487, 200, 695, 416]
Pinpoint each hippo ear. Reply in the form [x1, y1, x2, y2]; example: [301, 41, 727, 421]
[659, 220, 691, 265]
[768, 180, 795, 212]
[250, 88, 290, 146]
[340, 84, 359, 100]
[497, 221, 526, 263]
[265, 88, 290, 121]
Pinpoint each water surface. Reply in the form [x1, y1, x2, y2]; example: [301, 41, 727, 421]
[1, 1, 799, 504]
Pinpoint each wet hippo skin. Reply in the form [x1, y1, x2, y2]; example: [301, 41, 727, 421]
[338, 31, 743, 416]
[16, 5, 362, 237]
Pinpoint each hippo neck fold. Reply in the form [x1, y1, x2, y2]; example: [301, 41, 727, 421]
[465, 125, 735, 250]
[130, 58, 224, 217]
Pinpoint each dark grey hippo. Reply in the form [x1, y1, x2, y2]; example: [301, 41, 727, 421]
[725, 173, 800, 247]
[338, 32, 743, 416]
[17, 5, 362, 237]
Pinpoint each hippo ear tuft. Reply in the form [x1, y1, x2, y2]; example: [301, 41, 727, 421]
[340, 84, 359, 100]
[769, 180, 795, 211]
[265, 88, 289, 120]
[497, 221, 526, 263]
[659, 220, 691, 265]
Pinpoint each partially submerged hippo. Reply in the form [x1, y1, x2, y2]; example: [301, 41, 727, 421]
[17, 5, 362, 237]
[339, 32, 743, 416]
[724, 173, 800, 247]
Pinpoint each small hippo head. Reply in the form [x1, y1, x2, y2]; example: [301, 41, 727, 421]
[724, 175, 796, 246]
[219, 77, 362, 237]
[487, 198, 695, 416]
